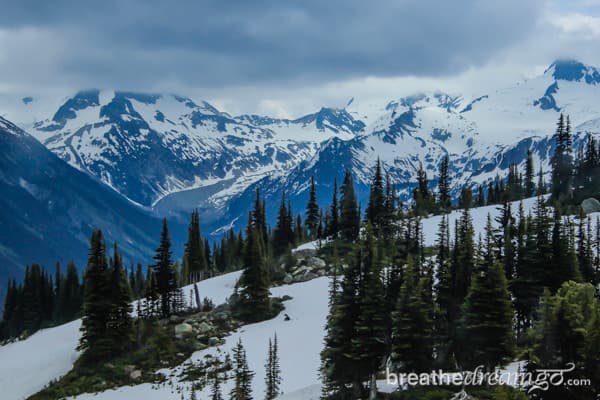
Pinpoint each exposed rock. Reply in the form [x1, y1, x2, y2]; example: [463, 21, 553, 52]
[130, 370, 142, 380]
[174, 322, 193, 338]
[196, 321, 213, 334]
[582, 197, 600, 214]
[297, 272, 319, 282]
[283, 274, 293, 284]
[169, 315, 184, 323]
[123, 365, 135, 374]
[307, 256, 326, 269]
[208, 337, 223, 346]
[214, 311, 230, 320]
[193, 342, 208, 351]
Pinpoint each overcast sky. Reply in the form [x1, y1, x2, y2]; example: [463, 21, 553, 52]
[1, 0, 600, 117]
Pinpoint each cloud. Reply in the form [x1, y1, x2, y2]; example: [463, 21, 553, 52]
[0, 0, 543, 92]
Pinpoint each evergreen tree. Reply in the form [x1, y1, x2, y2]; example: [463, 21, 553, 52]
[551, 114, 574, 203]
[577, 211, 595, 284]
[305, 176, 320, 239]
[107, 242, 133, 353]
[392, 255, 434, 373]
[434, 214, 454, 367]
[413, 162, 433, 215]
[273, 193, 294, 256]
[459, 227, 514, 371]
[210, 372, 223, 400]
[78, 230, 113, 362]
[350, 226, 387, 393]
[548, 207, 581, 292]
[230, 339, 254, 400]
[184, 209, 207, 283]
[320, 246, 361, 398]
[238, 214, 271, 322]
[525, 149, 535, 197]
[438, 155, 452, 211]
[152, 219, 177, 318]
[366, 159, 386, 232]
[339, 170, 360, 243]
[328, 178, 339, 239]
[265, 334, 282, 400]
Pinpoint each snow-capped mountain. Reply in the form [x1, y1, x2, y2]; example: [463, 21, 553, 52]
[2, 59, 600, 237]
[220, 60, 600, 230]
[9, 91, 362, 217]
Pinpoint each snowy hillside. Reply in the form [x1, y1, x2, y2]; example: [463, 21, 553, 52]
[2, 197, 586, 400]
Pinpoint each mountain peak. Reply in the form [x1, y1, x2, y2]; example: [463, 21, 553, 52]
[546, 59, 600, 84]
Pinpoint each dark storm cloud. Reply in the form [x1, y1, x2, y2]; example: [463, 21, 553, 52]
[0, 0, 543, 89]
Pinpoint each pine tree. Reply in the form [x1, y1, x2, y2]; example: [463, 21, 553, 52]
[238, 214, 271, 322]
[184, 209, 207, 283]
[548, 207, 581, 292]
[152, 218, 177, 318]
[320, 246, 361, 398]
[265, 334, 282, 400]
[392, 255, 433, 373]
[328, 178, 339, 239]
[273, 193, 293, 256]
[551, 114, 574, 203]
[210, 372, 223, 400]
[434, 214, 454, 367]
[305, 176, 320, 239]
[459, 228, 514, 371]
[78, 230, 113, 362]
[230, 339, 254, 400]
[577, 211, 595, 284]
[339, 170, 360, 243]
[438, 155, 452, 211]
[350, 226, 387, 393]
[525, 149, 535, 197]
[413, 162, 433, 215]
[106, 242, 133, 353]
[366, 159, 386, 233]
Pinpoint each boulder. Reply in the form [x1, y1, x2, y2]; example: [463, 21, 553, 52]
[123, 365, 136, 374]
[130, 370, 142, 380]
[209, 337, 223, 346]
[307, 257, 326, 269]
[283, 274, 293, 284]
[582, 197, 600, 214]
[196, 321, 213, 334]
[174, 322, 193, 338]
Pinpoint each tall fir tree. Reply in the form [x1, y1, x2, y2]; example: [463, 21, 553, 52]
[152, 218, 178, 318]
[350, 226, 387, 395]
[230, 339, 254, 400]
[525, 149, 536, 197]
[459, 244, 514, 371]
[238, 213, 271, 322]
[305, 176, 320, 239]
[265, 334, 282, 400]
[184, 209, 207, 283]
[106, 242, 133, 353]
[392, 255, 434, 373]
[328, 178, 339, 239]
[365, 159, 386, 233]
[339, 170, 360, 243]
[78, 230, 113, 362]
[438, 155, 452, 211]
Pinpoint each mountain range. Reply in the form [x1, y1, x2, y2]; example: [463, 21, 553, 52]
[1, 59, 600, 292]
